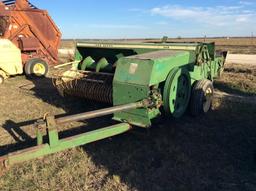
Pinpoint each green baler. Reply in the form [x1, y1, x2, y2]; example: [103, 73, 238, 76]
[0, 41, 226, 171]
[57, 41, 225, 125]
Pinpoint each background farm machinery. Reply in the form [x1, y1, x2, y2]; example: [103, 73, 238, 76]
[0, 41, 226, 171]
[0, 0, 61, 83]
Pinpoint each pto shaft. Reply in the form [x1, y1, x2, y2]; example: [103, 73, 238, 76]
[56, 99, 153, 124]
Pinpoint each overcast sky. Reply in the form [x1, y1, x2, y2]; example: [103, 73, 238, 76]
[30, 0, 256, 39]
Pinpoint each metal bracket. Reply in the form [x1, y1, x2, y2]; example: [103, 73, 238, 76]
[34, 119, 46, 145]
[45, 116, 59, 147]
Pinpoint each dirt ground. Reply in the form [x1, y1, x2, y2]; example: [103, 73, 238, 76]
[0, 61, 256, 190]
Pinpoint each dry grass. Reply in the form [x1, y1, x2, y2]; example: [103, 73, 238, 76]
[215, 63, 256, 96]
[0, 62, 255, 190]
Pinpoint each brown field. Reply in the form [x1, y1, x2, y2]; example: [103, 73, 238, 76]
[0, 40, 256, 190]
[61, 37, 256, 54]
[163, 37, 256, 54]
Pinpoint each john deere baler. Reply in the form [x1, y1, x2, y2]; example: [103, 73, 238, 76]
[0, 41, 226, 171]
[56, 41, 225, 125]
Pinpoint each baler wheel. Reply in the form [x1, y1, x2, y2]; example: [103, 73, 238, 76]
[189, 79, 214, 116]
[25, 58, 49, 77]
[163, 68, 191, 118]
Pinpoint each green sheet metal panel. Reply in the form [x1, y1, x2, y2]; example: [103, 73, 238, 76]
[150, 51, 195, 85]
[114, 50, 195, 86]
[112, 83, 157, 127]
[113, 50, 196, 127]
[114, 58, 154, 86]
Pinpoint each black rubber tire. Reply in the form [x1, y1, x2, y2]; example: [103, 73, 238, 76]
[0, 75, 4, 85]
[24, 60, 32, 75]
[189, 79, 214, 116]
[24, 58, 49, 77]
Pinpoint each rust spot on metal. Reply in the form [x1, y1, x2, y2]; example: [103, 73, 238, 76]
[7, 145, 46, 157]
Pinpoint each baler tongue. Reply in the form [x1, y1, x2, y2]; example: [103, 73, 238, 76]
[0, 97, 158, 172]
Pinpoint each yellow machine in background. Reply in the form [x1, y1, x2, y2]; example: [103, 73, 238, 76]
[0, 39, 23, 84]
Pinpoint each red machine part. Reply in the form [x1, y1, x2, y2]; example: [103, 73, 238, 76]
[0, 0, 61, 66]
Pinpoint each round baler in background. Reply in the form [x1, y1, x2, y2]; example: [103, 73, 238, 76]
[0, 39, 23, 84]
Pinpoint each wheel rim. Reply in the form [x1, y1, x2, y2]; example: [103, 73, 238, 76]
[0, 77, 3, 84]
[33, 63, 46, 76]
[163, 68, 191, 118]
[203, 87, 213, 112]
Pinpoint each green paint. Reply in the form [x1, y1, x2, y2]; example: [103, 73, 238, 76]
[6, 123, 131, 166]
[80, 56, 95, 70]
[114, 50, 194, 86]
[96, 58, 112, 72]
[71, 41, 225, 127]
[110, 43, 225, 127]
[163, 68, 191, 118]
